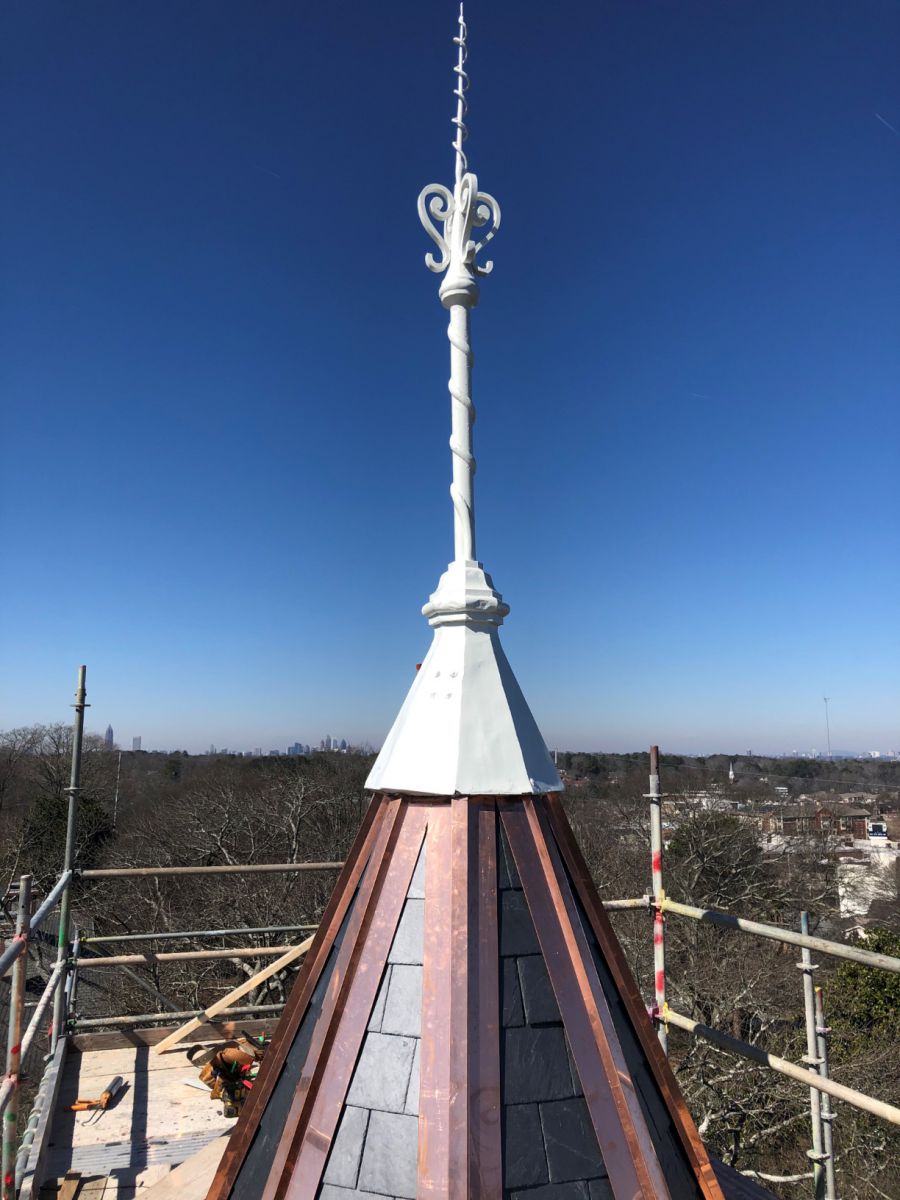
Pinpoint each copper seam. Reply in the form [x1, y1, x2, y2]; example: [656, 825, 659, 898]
[263, 797, 406, 1200]
[469, 801, 502, 1198]
[284, 804, 429, 1200]
[447, 796, 471, 1200]
[208, 793, 387, 1200]
[418, 804, 453, 1199]
[527, 798, 670, 1197]
[544, 794, 725, 1200]
[500, 802, 655, 1200]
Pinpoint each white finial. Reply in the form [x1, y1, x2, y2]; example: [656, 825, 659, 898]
[416, 6, 501, 567]
[452, 4, 469, 186]
[365, 7, 560, 798]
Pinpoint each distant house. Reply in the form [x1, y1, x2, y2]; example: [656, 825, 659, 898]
[754, 802, 872, 841]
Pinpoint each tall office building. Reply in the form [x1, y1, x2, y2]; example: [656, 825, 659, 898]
[132, 736, 142, 752]
[104, 725, 114, 749]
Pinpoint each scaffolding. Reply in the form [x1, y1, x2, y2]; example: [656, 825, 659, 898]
[2, 683, 899, 1198]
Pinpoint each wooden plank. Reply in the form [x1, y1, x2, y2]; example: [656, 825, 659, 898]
[153, 938, 314, 1056]
[141, 1135, 228, 1199]
[58, 1173, 81, 1200]
[70, 1018, 277, 1053]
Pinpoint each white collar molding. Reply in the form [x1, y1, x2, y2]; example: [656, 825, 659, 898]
[365, 562, 562, 797]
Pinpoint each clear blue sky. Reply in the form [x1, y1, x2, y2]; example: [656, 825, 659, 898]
[2, 1, 898, 756]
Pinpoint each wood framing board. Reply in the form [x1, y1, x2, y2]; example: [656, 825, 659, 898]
[70, 1019, 278, 1054]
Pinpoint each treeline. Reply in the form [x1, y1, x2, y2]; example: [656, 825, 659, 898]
[556, 749, 900, 796]
[1, 726, 898, 1196]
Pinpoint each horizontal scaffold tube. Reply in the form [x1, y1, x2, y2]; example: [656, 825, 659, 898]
[72, 1002, 284, 1029]
[74, 945, 295, 968]
[657, 897, 900, 974]
[83, 923, 318, 944]
[665, 1009, 900, 1127]
[80, 861, 343, 878]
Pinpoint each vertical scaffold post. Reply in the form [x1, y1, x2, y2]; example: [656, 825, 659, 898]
[799, 911, 827, 1200]
[2, 874, 32, 1200]
[648, 744, 667, 1053]
[814, 985, 838, 1200]
[51, 665, 88, 1051]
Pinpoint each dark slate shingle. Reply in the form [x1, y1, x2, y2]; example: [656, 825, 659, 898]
[503, 1103, 548, 1190]
[540, 1096, 605, 1184]
[500, 890, 540, 958]
[501, 957, 525, 1027]
[503, 1026, 575, 1104]
[497, 827, 522, 890]
[510, 1182, 590, 1200]
[518, 955, 561, 1025]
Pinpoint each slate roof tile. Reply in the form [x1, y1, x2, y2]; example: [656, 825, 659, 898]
[368, 966, 392, 1033]
[502, 1103, 548, 1190]
[540, 1096, 604, 1184]
[346, 1031, 416, 1114]
[500, 890, 540, 957]
[510, 1182, 590, 1200]
[503, 1026, 575, 1104]
[501, 957, 525, 1027]
[388, 899, 425, 965]
[322, 1105, 369, 1189]
[518, 955, 561, 1025]
[357, 1110, 418, 1199]
[404, 1040, 420, 1115]
[382, 964, 423, 1037]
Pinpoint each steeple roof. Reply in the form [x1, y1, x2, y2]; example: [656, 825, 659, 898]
[209, 794, 743, 1200]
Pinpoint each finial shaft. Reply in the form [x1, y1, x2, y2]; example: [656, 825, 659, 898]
[452, 4, 468, 185]
[418, 6, 500, 568]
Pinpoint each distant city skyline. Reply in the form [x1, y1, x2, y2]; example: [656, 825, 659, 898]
[79, 722, 900, 761]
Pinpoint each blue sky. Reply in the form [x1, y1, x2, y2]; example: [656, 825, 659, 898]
[2, 1, 898, 755]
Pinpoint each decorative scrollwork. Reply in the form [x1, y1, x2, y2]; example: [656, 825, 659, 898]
[417, 171, 501, 297]
[418, 183, 453, 273]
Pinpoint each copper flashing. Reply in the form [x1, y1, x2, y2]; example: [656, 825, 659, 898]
[501, 802, 666, 1199]
[469, 801, 502, 1198]
[278, 802, 427, 1199]
[418, 803, 452, 1198]
[545, 792, 725, 1200]
[208, 793, 386, 1200]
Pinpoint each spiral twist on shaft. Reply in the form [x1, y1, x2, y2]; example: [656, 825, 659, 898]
[452, 5, 469, 185]
[447, 307, 476, 562]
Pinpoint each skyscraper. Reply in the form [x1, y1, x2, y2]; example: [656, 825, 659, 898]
[132, 736, 142, 752]
[104, 725, 114, 749]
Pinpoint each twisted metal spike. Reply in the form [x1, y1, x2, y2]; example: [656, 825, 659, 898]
[452, 3, 469, 185]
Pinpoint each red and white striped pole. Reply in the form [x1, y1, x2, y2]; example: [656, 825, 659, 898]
[648, 745, 668, 1053]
